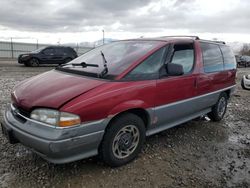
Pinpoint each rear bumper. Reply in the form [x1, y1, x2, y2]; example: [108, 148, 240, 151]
[1, 105, 109, 164]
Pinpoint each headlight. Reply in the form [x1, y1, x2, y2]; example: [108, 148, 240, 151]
[30, 109, 81, 127]
[21, 54, 30, 58]
[246, 75, 250, 79]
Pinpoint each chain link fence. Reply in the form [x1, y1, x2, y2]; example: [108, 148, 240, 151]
[0, 41, 93, 59]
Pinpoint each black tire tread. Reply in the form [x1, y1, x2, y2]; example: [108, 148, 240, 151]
[29, 58, 39, 67]
[100, 113, 145, 167]
[208, 92, 228, 122]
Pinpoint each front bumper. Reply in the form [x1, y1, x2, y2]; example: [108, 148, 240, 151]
[243, 76, 250, 89]
[1, 105, 109, 164]
[18, 55, 31, 64]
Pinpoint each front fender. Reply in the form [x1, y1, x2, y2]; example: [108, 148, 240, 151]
[108, 100, 150, 117]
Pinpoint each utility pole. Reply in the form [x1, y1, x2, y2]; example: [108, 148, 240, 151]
[76, 43, 79, 53]
[102, 30, 105, 45]
[36, 39, 39, 49]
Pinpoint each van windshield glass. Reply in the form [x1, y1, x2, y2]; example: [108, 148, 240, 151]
[58, 41, 162, 79]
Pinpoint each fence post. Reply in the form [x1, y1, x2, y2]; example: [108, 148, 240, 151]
[36, 39, 39, 49]
[10, 37, 14, 58]
[76, 43, 79, 53]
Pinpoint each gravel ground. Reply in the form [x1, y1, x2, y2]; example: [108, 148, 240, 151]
[0, 60, 249, 188]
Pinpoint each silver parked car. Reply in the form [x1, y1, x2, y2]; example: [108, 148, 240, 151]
[241, 74, 250, 90]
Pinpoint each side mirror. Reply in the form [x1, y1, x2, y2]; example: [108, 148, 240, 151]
[166, 63, 184, 76]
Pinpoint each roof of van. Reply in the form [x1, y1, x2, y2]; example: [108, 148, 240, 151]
[125, 36, 226, 45]
[46, 45, 74, 49]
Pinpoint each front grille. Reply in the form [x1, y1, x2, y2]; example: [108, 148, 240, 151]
[11, 104, 29, 123]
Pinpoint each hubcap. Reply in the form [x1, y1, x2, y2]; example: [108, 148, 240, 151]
[31, 59, 39, 66]
[217, 97, 226, 117]
[112, 125, 140, 159]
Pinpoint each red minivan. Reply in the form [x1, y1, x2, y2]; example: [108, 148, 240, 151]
[1, 36, 236, 166]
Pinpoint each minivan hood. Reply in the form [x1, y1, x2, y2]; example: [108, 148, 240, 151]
[12, 70, 106, 111]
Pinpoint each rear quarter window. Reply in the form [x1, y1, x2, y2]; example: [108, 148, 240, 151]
[200, 42, 224, 73]
[55, 48, 64, 54]
[220, 45, 236, 70]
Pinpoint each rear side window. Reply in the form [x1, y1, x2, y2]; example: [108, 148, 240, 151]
[55, 48, 64, 55]
[200, 43, 224, 73]
[170, 43, 194, 74]
[220, 45, 236, 70]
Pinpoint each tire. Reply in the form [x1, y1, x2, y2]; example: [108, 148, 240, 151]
[64, 58, 72, 63]
[28, 58, 39, 67]
[100, 113, 146, 167]
[24, 62, 30, 67]
[208, 92, 228, 122]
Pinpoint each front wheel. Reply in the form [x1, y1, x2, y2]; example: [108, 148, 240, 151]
[208, 92, 228, 122]
[100, 113, 146, 167]
[24, 62, 30, 67]
[28, 58, 39, 67]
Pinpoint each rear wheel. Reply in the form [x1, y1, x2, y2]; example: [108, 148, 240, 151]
[100, 113, 146, 167]
[28, 58, 39, 67]
[208, 92, 228, 122]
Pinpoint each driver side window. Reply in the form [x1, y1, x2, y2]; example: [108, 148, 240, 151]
[170, 43, 194, 74]
[125, 47, 167, 80]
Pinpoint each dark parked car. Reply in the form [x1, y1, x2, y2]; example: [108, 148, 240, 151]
[237, 55, 250, 67]
[18, 46, 78, 66]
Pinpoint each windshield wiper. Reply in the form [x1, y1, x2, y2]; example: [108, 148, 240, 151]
[60, 62, 99, 68]
[71, 62, 99, 68]
[99, 51, 108, 78]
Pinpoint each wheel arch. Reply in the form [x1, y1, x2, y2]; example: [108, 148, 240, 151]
[224, 88, 234, 99]
[31, 56, 40, 61]
[106, 108, 151, 131]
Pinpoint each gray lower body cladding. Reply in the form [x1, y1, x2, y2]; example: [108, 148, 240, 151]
[2, 106, 108, 164]
[146, 85, 235, 136]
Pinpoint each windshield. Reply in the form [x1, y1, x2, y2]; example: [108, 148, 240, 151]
[60, 40, 163, 79]
[31, 47, 46, 53]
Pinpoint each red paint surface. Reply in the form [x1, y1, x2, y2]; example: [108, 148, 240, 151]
[12, 70, 106, 111]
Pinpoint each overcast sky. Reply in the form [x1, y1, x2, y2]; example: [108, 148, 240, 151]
[0, 0, 250, 44]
